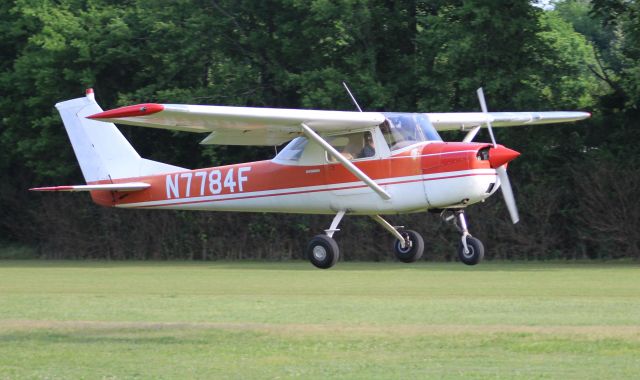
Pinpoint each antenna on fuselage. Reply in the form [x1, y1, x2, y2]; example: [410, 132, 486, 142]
[342, 82, 363, 112]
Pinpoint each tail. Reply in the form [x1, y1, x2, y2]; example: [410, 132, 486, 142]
[55, 89, 184, 183]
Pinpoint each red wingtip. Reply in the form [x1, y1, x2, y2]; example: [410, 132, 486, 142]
[87, 103, 164, 120]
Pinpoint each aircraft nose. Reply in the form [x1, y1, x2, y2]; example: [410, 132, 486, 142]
[488, 146, 520, 168]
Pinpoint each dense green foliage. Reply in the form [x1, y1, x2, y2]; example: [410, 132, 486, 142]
[0, 0, 638, 260]
[0, 261, 639, 377]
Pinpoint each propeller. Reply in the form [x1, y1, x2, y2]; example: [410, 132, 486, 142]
[476, 88, 520, 224]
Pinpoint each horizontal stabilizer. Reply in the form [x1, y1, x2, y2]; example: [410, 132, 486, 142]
[30, 182, 150, 192]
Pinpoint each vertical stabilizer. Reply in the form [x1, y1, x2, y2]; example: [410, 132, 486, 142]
[55, 89, 183, 183]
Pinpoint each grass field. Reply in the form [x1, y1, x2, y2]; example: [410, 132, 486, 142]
[0, 261, 638, 379]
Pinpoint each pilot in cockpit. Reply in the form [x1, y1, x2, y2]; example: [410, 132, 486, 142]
[358, 131, 375, 158]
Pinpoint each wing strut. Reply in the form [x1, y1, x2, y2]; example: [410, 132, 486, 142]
[300, 123, 391, 200]
[462, 125, 482, 142]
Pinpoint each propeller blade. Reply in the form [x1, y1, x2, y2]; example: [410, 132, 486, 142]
[476, 88, 519, 223]
[477, 87, 488, 113]
[476, 87, 497, 147]
[496, 166, 520, 224]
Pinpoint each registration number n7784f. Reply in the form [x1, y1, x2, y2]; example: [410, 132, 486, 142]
[165, 167, 252, 199]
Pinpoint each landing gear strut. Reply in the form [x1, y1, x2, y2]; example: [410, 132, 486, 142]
[442, 210, 485, 265]
[305, 212, 425, 269]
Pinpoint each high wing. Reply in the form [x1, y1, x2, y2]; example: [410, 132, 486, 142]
[88, 102, 589, 145]
[425, 111, 590, 131]
[88, 104, 385, 146]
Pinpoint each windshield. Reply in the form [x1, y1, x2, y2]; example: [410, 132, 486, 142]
[381, 113, 442, 151]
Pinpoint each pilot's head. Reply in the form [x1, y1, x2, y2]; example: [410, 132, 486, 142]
[364, 131, 374, 146]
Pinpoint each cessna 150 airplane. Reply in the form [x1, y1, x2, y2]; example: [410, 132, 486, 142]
[32, 87, 589, 268]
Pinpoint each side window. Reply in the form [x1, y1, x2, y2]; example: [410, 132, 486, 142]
[326, 131, 376, 162]
[275, 137, 308, 162]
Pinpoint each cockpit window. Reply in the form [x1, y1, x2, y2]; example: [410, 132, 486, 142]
[275, 136, 308, 161]
[381, 113, 442, 151]
[325, 131, 375, 162]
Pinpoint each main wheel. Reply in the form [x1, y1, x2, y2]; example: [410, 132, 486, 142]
[458, 236, 484, 265]
[306, 235, 340, 269]
[393, 229, 424, 263]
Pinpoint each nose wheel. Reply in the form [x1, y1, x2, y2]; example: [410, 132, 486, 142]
[442, 210, 485, 265]
[458, 235, 484, 265]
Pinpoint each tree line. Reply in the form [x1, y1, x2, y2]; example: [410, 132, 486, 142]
[0, 0, 638, 260]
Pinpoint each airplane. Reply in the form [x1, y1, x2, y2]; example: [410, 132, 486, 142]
[31, 87, 590, 268]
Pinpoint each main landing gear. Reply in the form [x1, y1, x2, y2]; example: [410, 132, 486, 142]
[306, 211, 344, 269]
[441, 210, 485, 265]
[307, 234, 340, 269]
[370, 215, 424, 263]
[305, 211, 425, 269]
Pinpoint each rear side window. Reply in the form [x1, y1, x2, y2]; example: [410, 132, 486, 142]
[276, 137, 308, 161]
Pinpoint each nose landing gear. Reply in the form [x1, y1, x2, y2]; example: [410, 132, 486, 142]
[442, 210, 485, 265]
[458, 235, 484, 265]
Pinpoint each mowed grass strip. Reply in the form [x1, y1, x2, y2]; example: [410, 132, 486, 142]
[0, 261, 638, 379]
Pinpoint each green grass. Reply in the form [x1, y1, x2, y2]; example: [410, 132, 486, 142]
[0, 261, 639, 379]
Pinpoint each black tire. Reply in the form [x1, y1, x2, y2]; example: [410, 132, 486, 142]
[393, 230, 425, 263]
[458, 236, 484, 265]
[306, 235, 340, 269]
